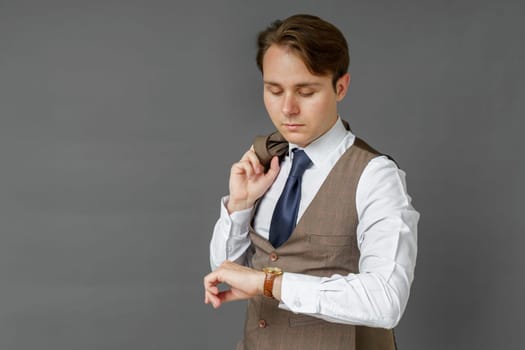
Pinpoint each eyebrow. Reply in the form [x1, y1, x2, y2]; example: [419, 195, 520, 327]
[263, 81, 323, 88]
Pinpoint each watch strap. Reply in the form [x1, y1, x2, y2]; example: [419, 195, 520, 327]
[263, 273, 277, 298]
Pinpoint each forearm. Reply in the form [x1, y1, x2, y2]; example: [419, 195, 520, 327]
[279, 266, 410, 329]
[209, 196, 253, 270]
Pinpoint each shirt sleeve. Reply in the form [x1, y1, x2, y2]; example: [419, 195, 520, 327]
[279, 157, 419, 329]
[209, 196, 254, 271]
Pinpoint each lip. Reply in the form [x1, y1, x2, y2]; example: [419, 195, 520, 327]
[283, 123, 304, 131]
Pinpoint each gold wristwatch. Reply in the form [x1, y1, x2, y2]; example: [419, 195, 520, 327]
[262, 267, 283, 299]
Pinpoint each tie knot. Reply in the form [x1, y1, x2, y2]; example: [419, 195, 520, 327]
[289, 149, 312, 178]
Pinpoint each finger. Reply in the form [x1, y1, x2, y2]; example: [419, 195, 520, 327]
[205, 289, 222, 308]
[217, 289, 242, 304]
[231, 160, 254, 178]
[205, 284, 219, 295]
[265, 156, 281, 179]
[203, 273, 222, 295]
[240, 149, 263, 175]
[245, 150, 264, 174]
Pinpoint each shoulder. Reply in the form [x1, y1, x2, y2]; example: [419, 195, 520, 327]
[351, 137, 408, 201]
[359, 155, 411, 205]
[352, 137, 398, 168]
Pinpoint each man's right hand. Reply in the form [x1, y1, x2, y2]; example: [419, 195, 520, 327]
[226, 148, 280, 213]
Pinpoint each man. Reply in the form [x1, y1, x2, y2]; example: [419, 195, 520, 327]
[204, 14, 419, 350]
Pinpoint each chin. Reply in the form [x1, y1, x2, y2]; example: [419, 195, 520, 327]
[283, 135, 309, 147]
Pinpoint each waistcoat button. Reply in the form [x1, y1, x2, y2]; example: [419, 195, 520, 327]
[258, 319, 267, 328]
[270, 252, 278, 262]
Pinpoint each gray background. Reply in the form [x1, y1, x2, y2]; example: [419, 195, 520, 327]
[1, 0, 523, 349]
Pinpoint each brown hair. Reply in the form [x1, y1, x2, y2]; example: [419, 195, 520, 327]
[256, 14, 349, 89]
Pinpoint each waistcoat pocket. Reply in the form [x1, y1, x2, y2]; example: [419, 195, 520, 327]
[289, 314, 325, 328]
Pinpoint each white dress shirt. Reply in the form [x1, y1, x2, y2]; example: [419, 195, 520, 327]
[209, 118, 419, 329]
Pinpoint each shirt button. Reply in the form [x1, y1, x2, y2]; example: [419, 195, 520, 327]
[258, 319, 267, 328]
[270, 252, 278, 262]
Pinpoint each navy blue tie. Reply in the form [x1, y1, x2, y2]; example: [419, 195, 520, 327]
[269, 149, 312, 248]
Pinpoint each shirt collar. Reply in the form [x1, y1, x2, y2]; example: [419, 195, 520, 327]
[289, 117, 353, 167]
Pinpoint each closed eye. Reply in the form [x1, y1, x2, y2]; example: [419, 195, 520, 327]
[264, 85, 283, 96]
[298, 91, 315, 97]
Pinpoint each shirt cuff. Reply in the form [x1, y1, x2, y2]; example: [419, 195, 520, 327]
[220, 196, 253, 237]
[279, 272, 322, 314]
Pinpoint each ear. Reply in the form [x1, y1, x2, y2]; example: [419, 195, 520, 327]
[335, 73, 351, 102]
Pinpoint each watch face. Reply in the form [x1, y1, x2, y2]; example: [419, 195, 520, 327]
[263, 267, 282, 275]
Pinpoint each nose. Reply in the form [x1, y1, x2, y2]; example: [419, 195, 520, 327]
[281, 93, 299, 117]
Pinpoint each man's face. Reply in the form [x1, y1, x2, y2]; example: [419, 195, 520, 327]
[262, 44, 349, 148]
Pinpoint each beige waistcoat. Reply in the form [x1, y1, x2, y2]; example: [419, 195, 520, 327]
[237, 138, 397, 350]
